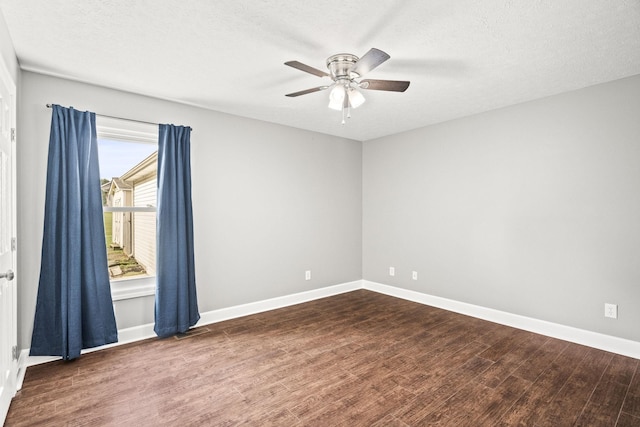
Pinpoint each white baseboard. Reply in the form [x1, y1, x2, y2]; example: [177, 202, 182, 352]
[363, 280, 640, 360]
[18, 278, 639, 381]
[19, 280, 363, 374]
[198, 280, 362, 325]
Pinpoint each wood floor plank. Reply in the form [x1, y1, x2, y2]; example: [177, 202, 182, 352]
[630, 361, 640, 391]
[415, 378, 494, 426]
[475, 334, 549, 389]
[622, 391, 640, 419]
[574, 375, 630, 426]
[5, 290, 637, 426]
[371, 414, 410, 427]
[511, 336, 569, 382]
[475, 336, 588, 426]
[477, 327, 536, 362]
[606, 354, 639, 386]
[537, 347, 613, 426]
[617, 412, 640, 427]
[395, 355, 494, 425]
[470, 375, 533, 425]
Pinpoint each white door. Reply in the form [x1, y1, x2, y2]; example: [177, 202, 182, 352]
[0, 57, 17, 425]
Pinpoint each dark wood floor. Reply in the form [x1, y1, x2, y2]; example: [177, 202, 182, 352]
[6, 290, 640, 426]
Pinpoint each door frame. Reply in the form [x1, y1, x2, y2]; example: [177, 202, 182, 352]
[0, 50, 18, 425]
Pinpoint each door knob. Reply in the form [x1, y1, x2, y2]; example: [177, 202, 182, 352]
[0, 269, 14, 281]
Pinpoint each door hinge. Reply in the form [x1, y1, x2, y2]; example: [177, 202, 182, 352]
[11, 237, 16, 251]
[11, 128, 16, 142]
[12, 345, 18, 361]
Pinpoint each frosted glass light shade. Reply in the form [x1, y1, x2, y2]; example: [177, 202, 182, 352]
[328, 84, 346, 110]
[348, 88, 365, 108]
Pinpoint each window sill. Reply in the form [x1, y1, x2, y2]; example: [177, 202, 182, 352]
[111, 276, 156, 301]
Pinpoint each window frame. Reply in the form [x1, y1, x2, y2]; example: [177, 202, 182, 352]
[96, 116, 158, 301]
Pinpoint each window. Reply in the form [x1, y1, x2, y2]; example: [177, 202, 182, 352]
[97, 116, 158, 300]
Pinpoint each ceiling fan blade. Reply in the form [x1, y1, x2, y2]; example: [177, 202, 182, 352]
[285, 86, 329, 97]
[360, 79, 410, 92]
[284, 61, 329, 78]
[350, 48, 390, 77]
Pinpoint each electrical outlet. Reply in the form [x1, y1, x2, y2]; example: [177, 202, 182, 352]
[604, 303, 617, 319]
[412, 271, 418, 280]
[389, 267, 395, 276]
[305, 270, 311, 281]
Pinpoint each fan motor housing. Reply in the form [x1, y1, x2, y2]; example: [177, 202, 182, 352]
[326, 53, 359, 80]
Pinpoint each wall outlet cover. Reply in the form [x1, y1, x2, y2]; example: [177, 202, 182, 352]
[604, 303, 617, 319]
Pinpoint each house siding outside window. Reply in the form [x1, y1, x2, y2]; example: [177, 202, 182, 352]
[97, 116, 158, 300]
[132, 174, 156, 276]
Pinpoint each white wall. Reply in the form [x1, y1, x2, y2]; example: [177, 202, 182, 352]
[0, 11, 18, 83]
[363, 74, 640, 342]
[17, 71, 363, 348]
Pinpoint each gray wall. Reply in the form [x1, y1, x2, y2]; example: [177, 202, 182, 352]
[18, 71, 362, 349]
[363, 74, 640, 342]
[15, 67, 640, 350]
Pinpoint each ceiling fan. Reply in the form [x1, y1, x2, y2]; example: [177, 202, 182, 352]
[285, 48, 410, 123]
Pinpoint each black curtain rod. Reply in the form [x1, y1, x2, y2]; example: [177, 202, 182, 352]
[45, 104, 192, 130]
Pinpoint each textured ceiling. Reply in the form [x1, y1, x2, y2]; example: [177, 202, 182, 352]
[1, 0, 640, 141]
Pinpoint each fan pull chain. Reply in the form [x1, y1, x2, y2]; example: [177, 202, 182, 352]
[341, 105, 346, 125]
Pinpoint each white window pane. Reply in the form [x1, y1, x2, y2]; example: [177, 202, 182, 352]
[99, 141, 157, 208]
[98, 139, 157, 182]
[104, 211, 156, 281]
[97, 116, 158, 289]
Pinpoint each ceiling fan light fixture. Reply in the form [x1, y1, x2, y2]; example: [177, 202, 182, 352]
[285, 48, 410, 121]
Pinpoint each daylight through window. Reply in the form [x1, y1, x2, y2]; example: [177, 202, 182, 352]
[97, 117, 158, 286]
